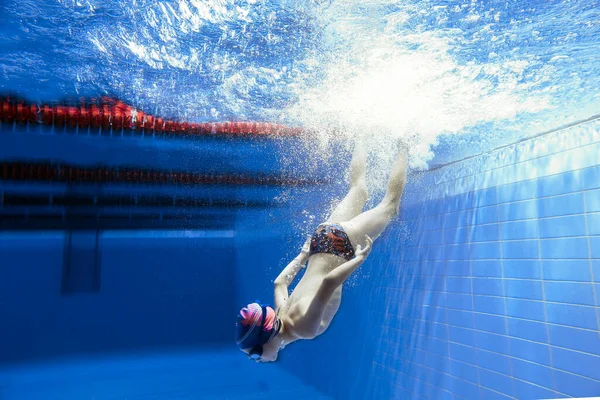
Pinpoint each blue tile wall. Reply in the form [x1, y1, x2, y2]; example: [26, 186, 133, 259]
[509, 338, 551, 365]
[505, 298, 545, 321]
[500, 220, 539, 240]
[364, 120, 600, 399]
[503, 260, 541, 279]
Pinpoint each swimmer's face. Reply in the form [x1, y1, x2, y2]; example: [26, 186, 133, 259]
[242, 339, 280, 363]
[258, 339, 280, 362]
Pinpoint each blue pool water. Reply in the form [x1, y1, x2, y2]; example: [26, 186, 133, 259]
[1, 0, 600, 399]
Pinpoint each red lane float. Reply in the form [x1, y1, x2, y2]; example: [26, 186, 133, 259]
[0, 96, 302, 138]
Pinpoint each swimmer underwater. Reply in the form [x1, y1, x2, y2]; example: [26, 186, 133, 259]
[235, 142, 408, 362]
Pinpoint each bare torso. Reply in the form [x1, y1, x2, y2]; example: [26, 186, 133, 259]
[277, 252, 346, 340]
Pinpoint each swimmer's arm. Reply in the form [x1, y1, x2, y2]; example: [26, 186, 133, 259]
[321, 236, 372, 289]
[274, 239, 311, 308]
[274, 253, 307, 285]
[274, 253, 307, 309]
[274, 237, 311, 286]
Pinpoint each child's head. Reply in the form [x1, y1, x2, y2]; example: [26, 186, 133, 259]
[235, 302, 282, 362]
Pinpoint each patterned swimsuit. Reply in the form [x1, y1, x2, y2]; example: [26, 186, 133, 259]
[308, 222, 356, 261]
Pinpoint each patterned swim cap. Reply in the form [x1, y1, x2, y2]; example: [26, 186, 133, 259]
[235, 303, 278, 349]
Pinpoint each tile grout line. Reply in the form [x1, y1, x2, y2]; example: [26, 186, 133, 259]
[412, 185, 600, 221]
[408, 209, 600, 231]
[402, 253, 599, 262]
[388, 323, 600, 362]
[440, 249, 452, 400]
[380, 334, 600, 386]
[420, 155, 600, 205]
[382, 355, 571, 399]
[416, 222, 596, 236]
[438, 210, 452, 395]
[496, 184, 516, 398]
[427, 116, 600, 175]
[386, 312, 600, 346]
[388, 290, 598, 310]
[377, 361, 456, 400]
[581, 189, 600, 336]
[466, 220, 484, 396]
[423, 133, 600, 199]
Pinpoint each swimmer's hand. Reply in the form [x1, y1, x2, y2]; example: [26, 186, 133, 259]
[300, 236, 311, 256]
[355, 235, 373, 260]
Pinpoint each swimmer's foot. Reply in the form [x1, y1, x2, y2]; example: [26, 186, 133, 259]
[396, 137, 409, 156]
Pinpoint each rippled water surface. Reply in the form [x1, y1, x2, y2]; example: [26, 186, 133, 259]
[1, 0, 598, 166]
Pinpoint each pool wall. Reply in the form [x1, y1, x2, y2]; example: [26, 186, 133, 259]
[366, 119, 600, 399]
[0, 231, 236, 364]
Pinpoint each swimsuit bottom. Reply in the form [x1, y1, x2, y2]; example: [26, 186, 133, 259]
[309, 222, 355, 261]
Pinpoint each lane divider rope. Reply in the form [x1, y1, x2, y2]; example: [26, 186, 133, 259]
[0, 96, 302, 137]
[0, 161, 326, 187]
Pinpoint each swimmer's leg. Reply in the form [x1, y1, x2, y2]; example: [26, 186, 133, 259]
[341, 148, 407, 248]
[325, 141, 368, 223]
